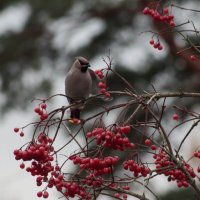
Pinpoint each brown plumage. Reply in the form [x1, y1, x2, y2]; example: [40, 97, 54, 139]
[65, 56, 97, 120]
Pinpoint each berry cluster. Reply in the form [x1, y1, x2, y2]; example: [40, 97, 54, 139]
[123, 160, 150, 177]
[47, 176, 90, 199]
[70, 155, 120, 176]
[95, 69, 111, 98]
[108, 183, 129, 200]
[149, 39, 163, 51]
[82, 174, 103, 187]
[144, 139, 157, 150]
[114, 193, 128, 200]
[37, 191, 49, 199]
[144, 6, 176, 51]
[34, 103, 49, 121]
[154, 148, 196, 187]
[82, 175, 129, 199]
[14, 133, 91, 199]
[14, 134, 54, 175]
[14, 127, 25, 137]
[14, 133, 56, 198]
[143, 6, 175, 27]
[95, 69, 104, 79]
[86, 126, 135, 151]
[35, 165, 91, 199]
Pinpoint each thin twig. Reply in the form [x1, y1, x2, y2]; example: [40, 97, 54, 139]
[176, 119, 200, 154]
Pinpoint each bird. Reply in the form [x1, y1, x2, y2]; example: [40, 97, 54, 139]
[65, 56, 99, 123]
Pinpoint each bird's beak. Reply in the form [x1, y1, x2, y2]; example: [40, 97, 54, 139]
[82, 64, 90, 68]
[80, 64, 91, 72]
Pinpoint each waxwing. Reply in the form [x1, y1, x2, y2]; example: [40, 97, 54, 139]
[65, 56, 99, 121]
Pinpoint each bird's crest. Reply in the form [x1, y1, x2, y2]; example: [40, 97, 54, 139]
[75, 56, 89, 65]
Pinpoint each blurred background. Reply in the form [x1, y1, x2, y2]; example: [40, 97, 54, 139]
[1, 0, 200, 199]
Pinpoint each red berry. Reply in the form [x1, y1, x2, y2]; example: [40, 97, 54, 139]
[40, 114, 48, 120]
[100, 88, 106, 94]
[163, 7, 169, 14]
[120, 126, 131, 134]
[197, 166, 200, 173]
[143, 7, 149, 15]
[37, 191, 43, 198]
[149, 39, 154, 45]
[20, 163, 25, 169]
[95, 70, 104, 79]
[158, 45, 163, 51]
[169, 20, 175, 27]
[123, 194, 128, 199]
[145, 139, 151, 146]
[168, 15, 174, 20]
[13, 149, 20, 155]
[95, 70, 101, 75]
[105, 92, 111, 97]
[98, 82, 106, 89]
[43, 191, 49, 198]
[122, 185, 130, 190]
[194, 151, 198, 157]
[34, 107, 40, 113]
[153, 42, 160, 49]
[151, 145, 157, 150]
[183, 181, 189, 187]
[20, 132, 24, 137]
[172, 113, 179, 121]
[14, 127, 19, 133]
[41, 103, 47, 109]
[153, 12, 160, 20]
[190, 55, 196, 61]
[36, 176, 43, 182]
[114, 193, 120, 198]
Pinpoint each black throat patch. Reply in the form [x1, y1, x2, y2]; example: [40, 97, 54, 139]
[81, 67, 88, 73]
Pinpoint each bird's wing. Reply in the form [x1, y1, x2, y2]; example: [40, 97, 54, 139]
[88, 68, 100, 95]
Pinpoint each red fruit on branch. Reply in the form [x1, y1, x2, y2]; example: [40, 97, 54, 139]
[172, 113, 179, 121]
[163, 7, 169, 14]
[43, 191, 49, 198]
[41, 103, 47, 109]
[37, 191, 43, 198]
[14, 127, 19, 133]
[151, 145, 157, 150]
[144, 139, 151, 146]
[34, 107, 40, 113]
[190, 55, 197, 61]
[149, 39, 154, 45]
[20, 163, 25, 169]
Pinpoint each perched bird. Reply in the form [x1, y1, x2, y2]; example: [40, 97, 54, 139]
[65, 56, 98, 122]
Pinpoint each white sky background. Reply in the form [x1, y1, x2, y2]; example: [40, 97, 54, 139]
[1, 1, 200, 200]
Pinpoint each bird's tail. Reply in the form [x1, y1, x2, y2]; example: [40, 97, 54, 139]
[68, 109, 81, 124]
[70, 109, 81, 119]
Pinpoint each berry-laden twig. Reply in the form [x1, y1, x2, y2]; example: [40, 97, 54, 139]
[13, 83, 200, 199]
[143, 1, 200, 63]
